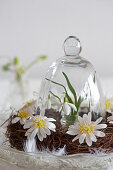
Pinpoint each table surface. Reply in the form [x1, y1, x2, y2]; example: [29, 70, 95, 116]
[0, 77, 113, 170]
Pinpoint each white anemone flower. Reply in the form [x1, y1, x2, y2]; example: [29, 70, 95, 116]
[12, 100, 36, 125]
[107, 113, 113, 122]
[105, 97, 113, 113]
[67, 112, 107, 146]
[12, 109, 32, 125]
[23, 115, 56, 141]
[105, 98, 113, 123]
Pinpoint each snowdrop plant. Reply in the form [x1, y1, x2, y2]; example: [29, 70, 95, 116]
[2, 56, 47, 81]
[48, 91, 77, 115]
[67, 112, 107, 146]
[46, 72, 84, 125]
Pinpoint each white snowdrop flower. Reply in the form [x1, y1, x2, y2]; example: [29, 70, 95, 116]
[63, 102, 77, 115]
[23, 115, 56, 141]
[49, 95, 64, 111]
[46, 90, 77, 116]
[67, 112, 107, 146]
[44, 95, 61, 110]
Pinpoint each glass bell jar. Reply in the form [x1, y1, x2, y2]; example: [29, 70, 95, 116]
[38, 36, 105, 126]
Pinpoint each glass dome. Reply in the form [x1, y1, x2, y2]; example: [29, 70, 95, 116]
[38, 36, 105, 126]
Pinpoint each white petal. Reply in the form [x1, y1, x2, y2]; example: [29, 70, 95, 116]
[107, 116, 113, 122]
[40, 128, 47, 138]
[79, 134, 86, 144]
[68, 103, 77, 112]
[68, 125, 74, 130]
[49, 127, 56, 132]
[87, 112, 91, 124]
[106, 109, 112, 113]
[94, 117, 103, 125]
[46, 122, 56, 130]
[29, 128, 38, 139]
[72, 135, 80, 142]
[86, 135, 92, 146]
[12, 117, 20, 124]
[72, 122, 80, 128]
[95, 124, 107, 130]
[37, 132, 43, 141]
[20, 118, 26, 125]
[94, 131, 105, 137]
[89, 133, 97, 142]
[63, 102, 71, 115]
[44, 128, 51, 135]
[45, 117, 56, 122]
[25, 127, 34, 136]
[78, 116, 83, 124]
[109, 121, 113, 124]
[23, 121, 33, 129]
[83, 114, 88, 123]
[67, 129, 79, 136]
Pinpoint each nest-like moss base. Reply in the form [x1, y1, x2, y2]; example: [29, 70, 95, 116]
[6, 110, 113, 155]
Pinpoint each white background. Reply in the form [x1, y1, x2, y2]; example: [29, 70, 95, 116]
[0, 0, 113, 79]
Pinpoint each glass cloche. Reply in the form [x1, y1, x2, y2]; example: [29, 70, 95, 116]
[38, 36, 105, 126]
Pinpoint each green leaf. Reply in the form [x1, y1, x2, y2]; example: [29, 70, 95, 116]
[45, 78, 73, 103]
[49, 91, 61, 103]
[76, 96, 84, 111]
[62, 72, 77, 105]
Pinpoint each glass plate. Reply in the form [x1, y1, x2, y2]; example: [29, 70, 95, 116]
[0, 142, 113, 170]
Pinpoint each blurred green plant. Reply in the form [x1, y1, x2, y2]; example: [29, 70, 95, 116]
[2, 55, 47, 81]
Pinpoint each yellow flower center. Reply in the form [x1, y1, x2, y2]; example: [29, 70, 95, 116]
[18, 110, 30, 119]
[105, 99, 112, 110]
[23, 100, 35, 109]
[80, 123, 95, 134]
[32, 117, 46, 129]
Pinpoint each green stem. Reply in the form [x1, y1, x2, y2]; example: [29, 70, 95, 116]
[25, 56, 47, 71]
[45, 78, 73, 103]
[49, 91, 62, 103]
[25, 57, 40, 71]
